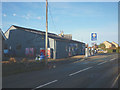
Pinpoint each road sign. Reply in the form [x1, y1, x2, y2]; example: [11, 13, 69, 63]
[91, 33, 97, 41]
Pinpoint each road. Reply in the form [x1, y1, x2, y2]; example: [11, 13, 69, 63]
[2, 53, 119, 89]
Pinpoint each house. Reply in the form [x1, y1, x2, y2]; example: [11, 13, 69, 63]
[103, 41, 116, 48]
[4, 25, 85, 59]
[0, 28, 6, 60]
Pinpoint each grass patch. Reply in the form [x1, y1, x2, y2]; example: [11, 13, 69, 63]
[2, 61, 46, 77]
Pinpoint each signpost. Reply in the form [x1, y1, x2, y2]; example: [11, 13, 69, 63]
[91, 33, 97, 41]
[85, 44, 89, 58]
[91, 33, 97, 55]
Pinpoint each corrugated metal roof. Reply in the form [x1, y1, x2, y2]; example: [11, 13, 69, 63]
[12, 25, 58, 37]
[7, 25, 85, 44]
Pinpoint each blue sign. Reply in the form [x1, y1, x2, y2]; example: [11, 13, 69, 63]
[91, 33, 97, 41]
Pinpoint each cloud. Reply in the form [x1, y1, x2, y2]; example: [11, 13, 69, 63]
[18, 13, 43, 21]
[13, 13, 16, 16]
[22, 14, 31, 20]
[3, 14, 7, 17]
[37, 16, 41, 20]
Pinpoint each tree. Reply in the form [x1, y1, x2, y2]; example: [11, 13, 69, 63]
[98, 43, 106, 48]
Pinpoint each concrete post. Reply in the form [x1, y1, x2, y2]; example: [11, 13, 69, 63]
[85, 48, 88, 58]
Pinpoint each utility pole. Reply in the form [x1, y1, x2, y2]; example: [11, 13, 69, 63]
[45, 0, 48, 65]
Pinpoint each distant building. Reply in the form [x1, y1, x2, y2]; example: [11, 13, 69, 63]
[103, 41, 112, 48]
[4, 25, 85, 59]
[103, 41, 117, 48]
[58, 31, 72, 40]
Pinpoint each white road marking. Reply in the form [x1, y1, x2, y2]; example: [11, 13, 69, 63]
[73, 59, 84, 63]
[69, 67, 92, 76]
[32, 57, 118, 89]
[33, 80, 58, 89]
[97, 61, 107, 65]
[111, 73, 120, 88]
[110, 58, 116, 61]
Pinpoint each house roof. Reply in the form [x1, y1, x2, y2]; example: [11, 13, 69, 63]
[103, 41, 111, 44]
[103, 41, 116, 47]
[112, 41, 118, 45]
[0, 28, 6, 40]
[6, 25, 85, 44]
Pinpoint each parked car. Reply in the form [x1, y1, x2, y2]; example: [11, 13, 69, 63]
[97, 49, 107, 53]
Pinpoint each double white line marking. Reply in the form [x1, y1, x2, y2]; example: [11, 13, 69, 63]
[69, 67, 92, 76]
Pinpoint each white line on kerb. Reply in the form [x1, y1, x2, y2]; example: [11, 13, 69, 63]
[73, 59, 84, 63]
[110, 58, 116, 61]
[69, 67, 92, 76]
[33, 80, 58, 89]
[97, 61, 107, 65]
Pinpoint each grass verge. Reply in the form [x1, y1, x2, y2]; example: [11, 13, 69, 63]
[2, 61, 46, 77]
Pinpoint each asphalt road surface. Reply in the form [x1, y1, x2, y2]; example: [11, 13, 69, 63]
[2, 53, 119, 89]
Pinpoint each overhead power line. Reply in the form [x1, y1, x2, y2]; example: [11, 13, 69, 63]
[48, 3, 59, 32]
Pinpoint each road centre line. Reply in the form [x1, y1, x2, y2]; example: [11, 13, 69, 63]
[32, 57, 117, 89]
[110, 58, 116, 61]
[69, 67, 92, 76]
[33, 80, 58, 89]
[97, 61, 107, 65]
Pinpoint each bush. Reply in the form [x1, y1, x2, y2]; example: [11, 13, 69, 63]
[116, 48, 118, 53]
[107, 49, 113, 53]
[21, 58, 28, 63]
[105, 48, 118, 53]
[98, 43, 106, 48]
[9, 57, 16, 63]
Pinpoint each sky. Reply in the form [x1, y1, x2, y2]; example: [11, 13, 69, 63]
[1, 2, 118, 46]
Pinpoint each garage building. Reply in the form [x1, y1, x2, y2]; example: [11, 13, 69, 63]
[4, 25, 85, 59]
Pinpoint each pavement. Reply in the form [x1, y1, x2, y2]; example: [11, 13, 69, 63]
[2, 53, 119, 89]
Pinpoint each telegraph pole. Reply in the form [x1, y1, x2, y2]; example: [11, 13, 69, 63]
[45, 0, 48, 65]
